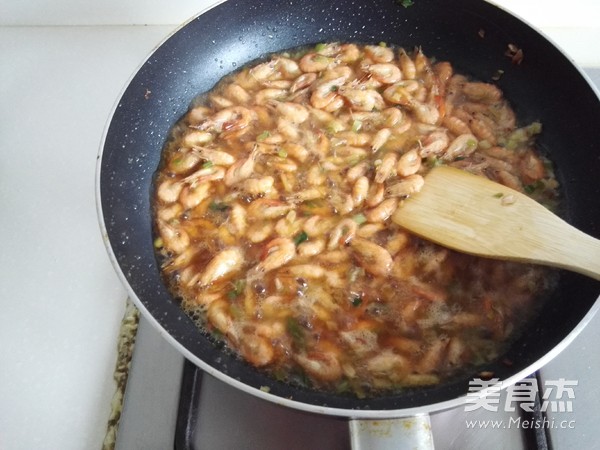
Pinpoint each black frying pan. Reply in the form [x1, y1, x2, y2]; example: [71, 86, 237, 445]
[98, 0, 600, 415]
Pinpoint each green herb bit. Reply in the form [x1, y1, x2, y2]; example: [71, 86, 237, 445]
[277, 149, 288, 158]
[257, 130, 271, 141]
[227, 279, 246, 300]
[399, 0, 414, 8]
[378, 41, 387, 47]
[352, 213, 367, 224]
[491, 69, 505, 81]
[209, 201, 230, 211]
[493, 192, 504, 198]
[335, 379, 350, 394]
[153, 237, 164, 249]
[286, 317, 305, 348]
[211, 329, 224, 341]
[230, 304, 244, 319]
[524, 180, 545, 195]
[330, 84, 339, 92]
[325, 120, 345, 135]
[351, 119, 362, 133]
[466, 139, 478, 151]
[427, 156, 443, 168]
[273, 368, 288, 382]
[347, 156, 362, 167]
[201, 160, 214, 169]
[351, 296, 363, 307]
[525, 122, 542, 136]
[293, 230, 309, 246]
[355, 388, 367, 399]
[315, 42, 327, 52]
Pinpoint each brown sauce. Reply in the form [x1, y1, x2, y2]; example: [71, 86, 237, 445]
[152, 43, 559, 396]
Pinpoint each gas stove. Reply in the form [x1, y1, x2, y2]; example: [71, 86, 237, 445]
[113, 69, 600, 450]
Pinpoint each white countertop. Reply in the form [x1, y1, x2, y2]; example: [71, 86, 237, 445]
[0, 1, 598, 449]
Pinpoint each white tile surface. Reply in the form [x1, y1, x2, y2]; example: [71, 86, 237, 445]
[0, 25, 173, 450]
[0, 0, 216, 26]
[488, 0, 600, 27]
[0, 0, 598, 28]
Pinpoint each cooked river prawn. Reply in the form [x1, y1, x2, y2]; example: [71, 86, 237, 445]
[198, 106, 256, 134]
[249, 237, 296, 276]
[198, 247, 244, 287]
[154, 42, 560, 396]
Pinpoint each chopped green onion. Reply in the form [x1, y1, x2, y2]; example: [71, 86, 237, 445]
[399, 0, 414, 8]
[234, 281, 245, 295]
[493, 192, 504, 198]
[209, 201, 230, 211]
[427, 156, 443, 168]
[315, 43, 327, 52]
[257, 130, 271, 141]
[466, 139, 478, 151]
[201, 160, 214, 169]
[293, 230, 309, 246]
[325, 120, 345, 135]
[286, 317, 305, 348]
[335, 379, 350, 393]
[378, 41, 387, 47]
[347, 156, 362, 167]
[351, 296, 363, 307]
[491, 69, 505, 81]
[330, 84, 339, 92]
[277, 149, 288, 158]
[524, 180, 545, 195]
[153, 237, 164, 249]
[526, 122, 542, 136]
[355, 389, 367, 399]
[230, 304, 244, 319]
[227, 279, 246, 300]
[351, 119, 362, 133]
[352, 213, 367, 224]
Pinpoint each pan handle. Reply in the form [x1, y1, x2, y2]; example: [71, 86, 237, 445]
[349, 415, 434, 449]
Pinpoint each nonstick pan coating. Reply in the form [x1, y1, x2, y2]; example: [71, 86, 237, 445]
[98, 0, 600, 414]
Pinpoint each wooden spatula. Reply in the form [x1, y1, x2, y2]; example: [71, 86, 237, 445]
[391, 166, 600, 281]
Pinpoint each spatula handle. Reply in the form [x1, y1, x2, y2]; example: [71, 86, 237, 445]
[393, 167, 600, 281]
[549, 224, 600, 281]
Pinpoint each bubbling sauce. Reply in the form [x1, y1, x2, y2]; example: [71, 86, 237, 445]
[153, 43, 559, 396]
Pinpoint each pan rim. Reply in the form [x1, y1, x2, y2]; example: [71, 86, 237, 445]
[95, 0, 600, 417]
